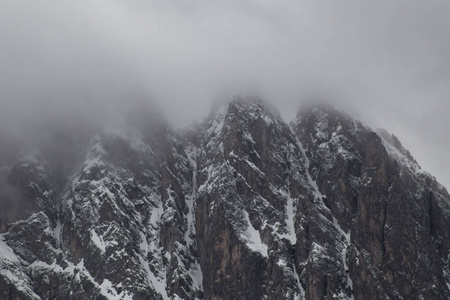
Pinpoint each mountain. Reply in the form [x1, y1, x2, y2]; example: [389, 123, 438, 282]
[1, 97, 450, 300]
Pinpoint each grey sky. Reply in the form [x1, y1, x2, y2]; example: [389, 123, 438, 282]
[1, 0, 450, 187]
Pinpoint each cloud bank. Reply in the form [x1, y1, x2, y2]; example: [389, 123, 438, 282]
[1, 0, 450, 186]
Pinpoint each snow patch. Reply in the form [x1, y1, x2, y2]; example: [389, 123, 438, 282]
[279, 188, 297, 245]
[150, 201, 164, 228]
[292, 260, 305, 300]
[53, 220, 62, 247]
[99, 279, 133, 300]
[241, 210, 268, 257]
[244, 159, 265, 176]
[139, 231, 168, 299]
[244, 131, 255, 144]
[292, 133, 323, 200]
[91, 229, 106, 253]
[0, 235, 20, 262]
[139, 254, 168, 299]
[276, 258, 287, 267]
[189, 261, 204, 293]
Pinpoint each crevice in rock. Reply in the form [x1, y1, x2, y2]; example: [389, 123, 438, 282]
[382, 193, 388, 259]
[428, 191, 435, 238]
[351, 194, 359, 215]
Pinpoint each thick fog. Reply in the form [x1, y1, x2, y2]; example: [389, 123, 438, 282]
[1, 1, 450, 187]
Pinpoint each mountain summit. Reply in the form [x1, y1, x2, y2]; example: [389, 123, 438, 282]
[1, 99, 450, 299]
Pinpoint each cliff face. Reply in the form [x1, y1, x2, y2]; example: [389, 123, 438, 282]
[1, 98, 450, 300]
[292, 106, 450, 299]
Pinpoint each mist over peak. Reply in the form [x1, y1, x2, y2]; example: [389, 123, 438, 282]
[2, 84, 450, 299]
[1, 0, 449, 186]
[1, 2, 450, 299]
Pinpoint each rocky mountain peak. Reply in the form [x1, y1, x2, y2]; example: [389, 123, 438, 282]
[209, 95, 282, 123]
[1, 100, 450, 300]
[0, 151, 57, 232]
[376, 128, 418, 166]
[293, 104, 367, 144]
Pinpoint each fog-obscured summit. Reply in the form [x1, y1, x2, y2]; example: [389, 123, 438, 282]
[2, 99, 450, 299]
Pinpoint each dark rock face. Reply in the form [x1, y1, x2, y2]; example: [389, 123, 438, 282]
[1, 98, 450, 300]
[292, 106, 450, 299]
[0, 155, 57, 232]
[195, 98, 309, 299]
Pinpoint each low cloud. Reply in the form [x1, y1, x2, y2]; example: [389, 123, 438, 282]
[0, 0, 449, 186]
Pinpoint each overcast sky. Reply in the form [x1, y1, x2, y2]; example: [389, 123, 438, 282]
[1, 0, 450, 187]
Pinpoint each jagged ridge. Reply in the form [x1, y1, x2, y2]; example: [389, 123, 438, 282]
[1, 98, 450, 300]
